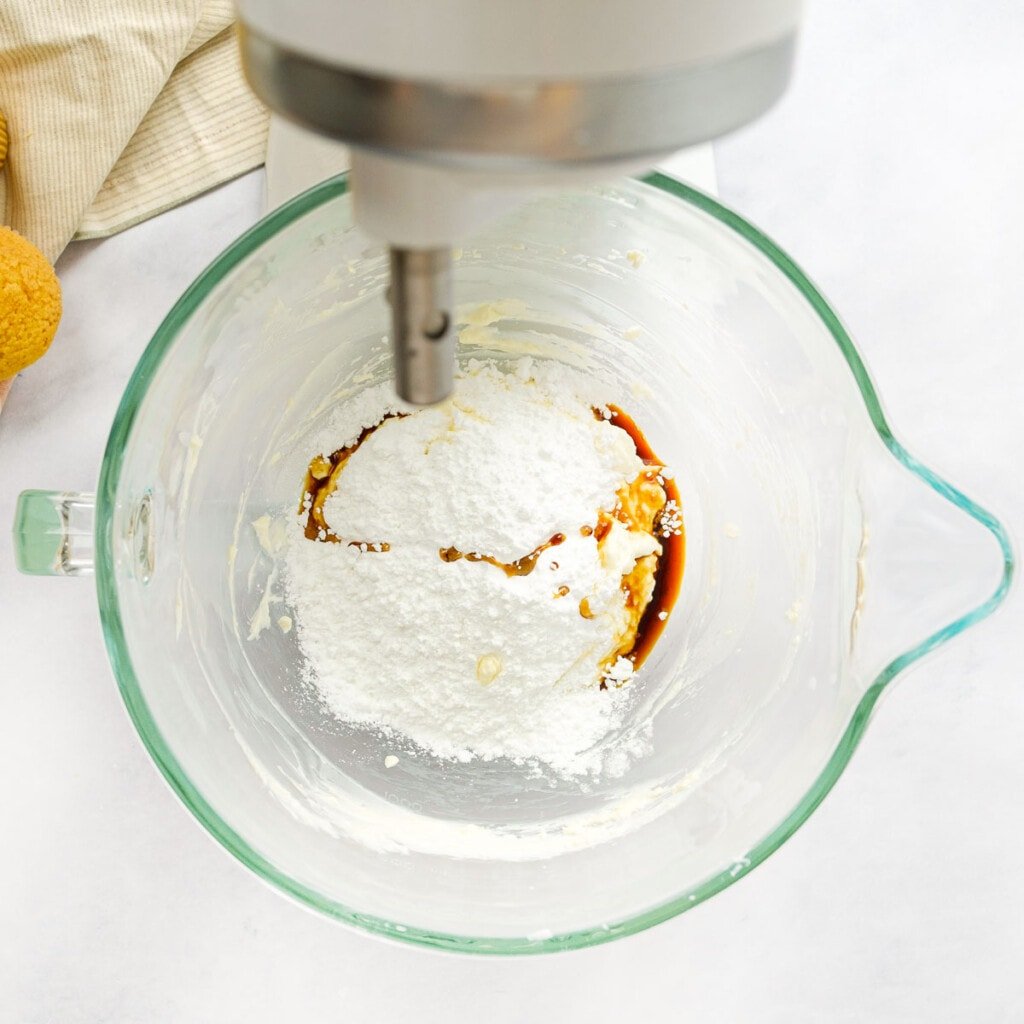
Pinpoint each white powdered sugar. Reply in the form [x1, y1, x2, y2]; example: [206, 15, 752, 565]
[283, 359, 660, 776]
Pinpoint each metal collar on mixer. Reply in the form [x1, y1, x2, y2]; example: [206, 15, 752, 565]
[239, 25, 796, 167]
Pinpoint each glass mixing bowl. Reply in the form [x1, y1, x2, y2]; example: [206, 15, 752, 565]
[14, 175, 1012, 953]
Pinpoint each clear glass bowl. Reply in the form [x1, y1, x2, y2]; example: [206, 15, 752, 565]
[14, 174, 1012, 953]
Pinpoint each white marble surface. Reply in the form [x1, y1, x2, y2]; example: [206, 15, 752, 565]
[1, 2, 1022, 1020]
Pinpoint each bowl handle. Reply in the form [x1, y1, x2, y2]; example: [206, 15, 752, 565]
[13, 490, 95, 577]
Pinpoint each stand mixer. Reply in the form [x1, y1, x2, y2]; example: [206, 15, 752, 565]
[16, 4, 1011, 947]
[236, 0, 802, 403]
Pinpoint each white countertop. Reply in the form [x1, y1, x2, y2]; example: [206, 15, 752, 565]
[2, 3, 1022, 1020]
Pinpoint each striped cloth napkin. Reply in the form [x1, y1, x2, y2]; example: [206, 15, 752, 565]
[0, 0, 269, 407]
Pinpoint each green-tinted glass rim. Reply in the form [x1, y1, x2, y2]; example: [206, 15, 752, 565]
[95, 171, 1014, 955]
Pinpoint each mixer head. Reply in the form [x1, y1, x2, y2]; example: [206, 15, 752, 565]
[237, 0, 802, 404]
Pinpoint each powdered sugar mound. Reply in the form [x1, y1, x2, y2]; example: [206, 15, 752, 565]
[328, 366, 638, 563]
[284, 359, 654, 777]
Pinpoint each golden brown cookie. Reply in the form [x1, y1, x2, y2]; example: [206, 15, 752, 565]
[0, 226, 62, 379]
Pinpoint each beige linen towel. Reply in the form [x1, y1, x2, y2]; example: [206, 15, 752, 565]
[0, 0, 268, 262]
[0, 0, 268, 407]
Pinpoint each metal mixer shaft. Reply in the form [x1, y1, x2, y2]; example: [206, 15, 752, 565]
[387, 247, 455, 405]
